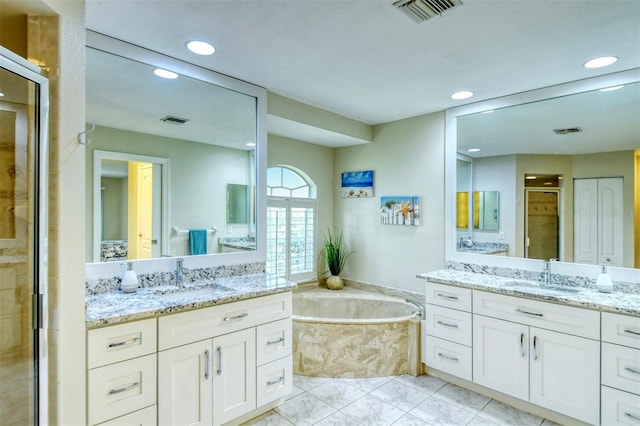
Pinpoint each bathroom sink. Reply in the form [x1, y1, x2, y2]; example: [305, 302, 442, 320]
[155, 284, 235, 301]
[505, 281, 581, 294]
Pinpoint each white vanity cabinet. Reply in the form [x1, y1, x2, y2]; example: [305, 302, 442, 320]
[601, 312, 640, 425]
[157, 292, 292, 426]
[87, 318, 158, 426]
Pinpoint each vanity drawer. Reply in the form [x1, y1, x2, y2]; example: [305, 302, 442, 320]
[425, 304, 472, 346]
[256, 318, 292, 366]
[88, 318, 157, 368]
[601, 386, 640, 425]
[424, 335, 472, 381]
[602, 342, 640, 395]
[426, 282, 472, 312]
[603, 312, 640, 349]
[159, 292, 292, 350]
[88, 354, 157, 425]
[256, 355, 293, 407]
[472, 290, 600, 340]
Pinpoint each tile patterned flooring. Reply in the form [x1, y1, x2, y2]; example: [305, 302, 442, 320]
[242, 374, 562, 426]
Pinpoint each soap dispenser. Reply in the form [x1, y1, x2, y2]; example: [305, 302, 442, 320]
[121, 262, 139, 293]
[596, 265, 614, 293]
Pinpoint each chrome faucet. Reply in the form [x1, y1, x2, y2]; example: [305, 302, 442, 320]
[540, 261, 551, 286]
[176, 258, 189, 287]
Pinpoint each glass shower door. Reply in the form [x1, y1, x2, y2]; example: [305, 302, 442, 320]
[0, 47, 49, 425]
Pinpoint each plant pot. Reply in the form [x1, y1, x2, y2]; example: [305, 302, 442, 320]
[326, 275, 344, 290]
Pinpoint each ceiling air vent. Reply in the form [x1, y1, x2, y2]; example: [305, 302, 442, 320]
[393, 0, 463, 23]
[160, 115, 190, 125]
[553, 127, 582, 135]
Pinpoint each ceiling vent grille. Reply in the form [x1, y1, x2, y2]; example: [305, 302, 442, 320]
[393, 0, 463, 23]
[161, 115, 190, 125]
[553, 127, 582, 135]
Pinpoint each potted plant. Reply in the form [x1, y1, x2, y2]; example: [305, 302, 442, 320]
[321, 228, 355, 290]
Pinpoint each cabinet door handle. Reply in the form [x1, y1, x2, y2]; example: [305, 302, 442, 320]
[625, 367, 640, 375]
[216, 346, 222, 375]
[267, 376, 284, 386]
[436, 293, 458, 301]
[107, 336, 141, 348]
[624, 329, 640, 337]
[625, 412, 640, 422]
[108, 382, 140, 395]
[204, 350, 210, 380]
[516, 308, 543, 318]
[437, 352, 459, 362]
[436, 320, 459, 329]
[267, 337, 285, 346]
[532, 336, 538, 360]
[520, 333, 525, 357]
[223, 313, 248, 322]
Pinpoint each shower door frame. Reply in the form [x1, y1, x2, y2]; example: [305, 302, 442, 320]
[0, 45, 49, 425]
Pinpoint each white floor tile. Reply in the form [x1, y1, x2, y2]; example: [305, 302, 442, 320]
[432, 383, 491, 412]
[477, 400, 544, 426]
[410, 396, 477, 425]
[308, 379, 367, 409]
[274, 392, 337, 426]
[339, 375, 395, 393]
[314, 410, 363, 426]
[370, 379, 431, 412]
[292, 375, 331, 391]
[341, 394, 406, 425]
[394, 374, 447, 395]
[391, 413, 429, 425]
[241, 410, 294, 425]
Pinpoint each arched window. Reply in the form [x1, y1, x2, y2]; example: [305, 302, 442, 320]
[266, 166, 316, 281]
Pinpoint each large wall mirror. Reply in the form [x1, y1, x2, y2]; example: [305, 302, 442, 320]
[446, 68, 640, 272]
[85, 31, 266, 264]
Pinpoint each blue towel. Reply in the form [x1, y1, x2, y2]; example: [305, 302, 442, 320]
[189, 229, 207, 255]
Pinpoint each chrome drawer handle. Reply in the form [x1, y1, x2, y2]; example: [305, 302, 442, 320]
[520, 333, 525, 358]
[625, 412, 640, 422]
[533, 336, 539, 361]
[108, 337, 141, 348]
[267, 337, 285, 345]
[437, 352, 459, 362]
[516, 308, 543, 318]
[625, 367, 640, 375]
[267, 376, 284, 386]
[436, 293, 458, 301]
[223, 313, 248, 322]
[624, 329, 640, 337]
[436, 320, 459, 329]
[217, 346, 222, 375]
[109, 382, 140, 395]
[204, 350, 210, 380]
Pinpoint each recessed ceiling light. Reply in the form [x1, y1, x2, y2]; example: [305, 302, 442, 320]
[583, 56, 618, 69]
[245, 142, 256, 147]
[451, 91, 474, 100]
[153, 68, 179, 79]
[467, 148, 480, 152]
[599, 85, 624, 92]
[186, 40, 215, 56]
[481, 110, 495, 114]
[526, 176, 537, 180]
[0, 92, 4, 97]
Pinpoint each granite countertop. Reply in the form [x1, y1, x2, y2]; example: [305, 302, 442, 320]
[418, 269, 640, 317]
[86, 273, 296, 328]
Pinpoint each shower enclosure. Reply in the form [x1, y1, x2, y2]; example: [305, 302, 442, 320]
[0, 46, 49, 425]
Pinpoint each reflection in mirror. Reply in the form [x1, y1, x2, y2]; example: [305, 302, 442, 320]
[85, 36, 262, 263]
[474, 191, 499, 232]
[456, 157, 472, 233]
[451, 74, 640, 268]
[227, 184, 248, 224]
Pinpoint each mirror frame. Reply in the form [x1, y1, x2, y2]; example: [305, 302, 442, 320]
[445, 67, 640, 277]
[85, 31, 267, 275]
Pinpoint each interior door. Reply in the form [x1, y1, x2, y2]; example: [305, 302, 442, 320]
[0, 47, 49, 425]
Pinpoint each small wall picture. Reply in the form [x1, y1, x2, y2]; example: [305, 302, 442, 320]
[380, 196, 420, 226]
[341, 170, 374, 198]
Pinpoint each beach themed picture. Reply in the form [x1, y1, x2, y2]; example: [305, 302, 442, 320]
[380, 196, 420, 226]
[341, 170, 374, 198]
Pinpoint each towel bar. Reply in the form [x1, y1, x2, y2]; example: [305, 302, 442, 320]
[172, 226, 218, 235]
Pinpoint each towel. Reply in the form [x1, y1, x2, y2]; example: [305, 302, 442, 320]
[189, 229, 207, 255]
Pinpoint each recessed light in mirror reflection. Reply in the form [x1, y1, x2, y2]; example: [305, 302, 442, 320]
[599, 85, 624, 92]
[583, 56, 618, 69]
[186, 40, 215, 56]
[153, 68, 179, 79]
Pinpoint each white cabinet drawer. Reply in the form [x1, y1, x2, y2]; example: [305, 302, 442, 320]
[256, 355, 293, 407]
[424, 335, 472, 381]
[473, 290, 600, 340]
[425, 304, 472, 346]
[88, 318, 157, 368]
[603, 312, 640, 349]
[602, 386, 640, 425]
[88, 354, 157, 425]
[426, 282, 472, 312]
[96, 405, 156, 426]
[159, 292, 292, 350]
[603, 342, 640, 395]
[256, 318, 292, 366]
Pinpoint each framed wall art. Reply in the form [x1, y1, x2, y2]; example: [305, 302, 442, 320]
[380, 196, 420, 226]
[341, 170, 374, 198]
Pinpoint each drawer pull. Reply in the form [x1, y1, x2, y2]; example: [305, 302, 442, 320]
[107, 337, 141, 349]
[625, 412, 640, 422]
[267, 376, 284, 386]
[204, 350, 210, 380]
[216, 346, 222, 375]
[516, 308, 543, 318]
[436, 293, 458, 301]
[108, 382, 140, 395]
[625, 367, 640, 375]
[267, 337, 285, 346]
[436, 320, 459, 329]
[223, 313, 248, 322]
[533, 336, 539, 360]
[624, 329, 640, 337]
[520, 333, 525, 357]
[437, 352, 459, 362]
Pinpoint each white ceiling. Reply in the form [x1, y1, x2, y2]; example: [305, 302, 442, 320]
[84, 0, 640, 130]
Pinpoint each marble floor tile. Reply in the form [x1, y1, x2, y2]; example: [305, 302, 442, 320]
[292, 375, 331, 391]
[467, 415, 501, 426]
[308, 379, 367, 409]
[432, 383, 491, 412]
[242, 410, 294, 425]
[285, 384, 305, 400]
[314, 410, 362, 426]
[274, 392, 337, 426]
[410, 396, 477, 425]
[394, 374, 447, 395]
[341, 394, 406, 425]
[339, 375, 395, 393]
[391, 413, 429, 425]
[477, 400, 544, 426]
[370, 379, 431, 412]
